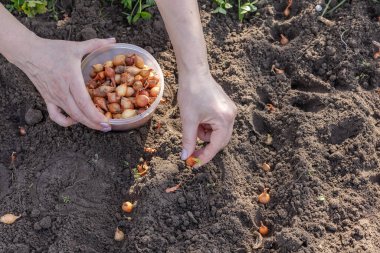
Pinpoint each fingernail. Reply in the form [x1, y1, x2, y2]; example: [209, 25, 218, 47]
[107, 37, 116, 42]
[100, 122, 110, 128]
[101, 126, 112, 133]
[180, 149, 188, 160]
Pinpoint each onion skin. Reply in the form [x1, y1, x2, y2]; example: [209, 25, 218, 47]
[121, 97, 134, 110]
[114, 227, 125, 241]
[125, 56, 134, 66]
[122, 201, 134, 213]
[115, 65, 126, 74]
[150, 86, 160, 97]
[126, 66, 142, 76]
[107, 92, 120, 103]
[108, 103, 121, 114]
[134, 75, 143, 81]
[139, 69, 151, 78]
[105, 67, 116, 86]
[93, 97, 108, 111]
[280, 34, 289, 45]
[93, 86, 115, 97]
[113, 54, 126, 66]
[0, 214, 21, 224]
[122, 109, 137, 118]
[115, 74, 121, 84]
[133, 81, 143, 91]
[136, 95, 149, 108]
[92, 64, 104, 73]
[259, 222, 269, 236]
[258, 188, 270, 204]
[125, 87, 135, 97]
[138, 90, 150, 97]
[116, 84, 127, 97]
[94, 71, 105, 81]
[105, 112, 112, 120]
[104, 60, 113, 68]
[134, 55, 145, 69]
[262, 163, 270, 172]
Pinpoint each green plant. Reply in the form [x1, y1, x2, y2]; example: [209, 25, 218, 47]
[211, 0, 258, 22]
[121, 0, 155, 25]
[238, 0, 258, 22]
[211, 0, 232, 15]
[62, 195, 71, 204]
[7, 0, 48, 17]
[321, 0, 349, 17]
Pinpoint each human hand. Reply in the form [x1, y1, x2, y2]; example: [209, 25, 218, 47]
[14, 37, 116, 131]
[178, 71, 237, 167]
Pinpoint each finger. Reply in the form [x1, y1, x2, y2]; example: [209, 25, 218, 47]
[69, 64, 109, 127]
[181, 120, 199, 161]
[197, 125, 212, 142]
[77, 38, 116, 55]
[46, 102, 77, 127]
[193, 125, 233, 168]
[63, 96, 105, 131]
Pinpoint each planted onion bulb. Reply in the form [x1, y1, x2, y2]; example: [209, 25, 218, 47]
[259, 222, 269, 236]
[262, 162, 270, 172]
[114, 227, 125, 241]
[258, 188, 270, 204]
[122, 201, 134, 213]
[280, 34, 289, 45]
[0, 214, 21, 224]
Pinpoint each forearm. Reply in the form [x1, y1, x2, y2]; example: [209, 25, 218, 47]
[0, 4, 40, 65]
[155, 0, 210, 79]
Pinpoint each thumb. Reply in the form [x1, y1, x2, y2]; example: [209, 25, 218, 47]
[181, 121, 198, 160]
[78, 38, 116, 55]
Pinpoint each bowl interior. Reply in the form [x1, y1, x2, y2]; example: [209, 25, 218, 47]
[81, 43, 164, 128]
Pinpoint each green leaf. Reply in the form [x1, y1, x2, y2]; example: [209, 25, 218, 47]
[146, 0, 156, 6]
[140, 11, 152, 20]
[224, 2, 232, 8]
[121, 0, 132, 10]
[126, 14, 133, 24]
[241, 5, 252, 12]
[211, 7, 226, 14]
[132, 12, 141, 23]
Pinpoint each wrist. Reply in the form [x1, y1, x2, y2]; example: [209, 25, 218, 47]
[6, 33, 42, 66]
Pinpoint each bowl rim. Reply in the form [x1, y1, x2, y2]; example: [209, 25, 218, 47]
[81, 43, 165, 126]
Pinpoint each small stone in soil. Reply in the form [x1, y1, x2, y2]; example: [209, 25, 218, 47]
[33, 222, 41, 231]
[145, 46, 154, 54]
[25, 108, 43, 126]
[80, 27, 97, 40]
[30, 208, 41, 218]
[39, 216, 52, 229]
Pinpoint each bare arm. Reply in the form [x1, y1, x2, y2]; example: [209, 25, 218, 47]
[0, 4, 115, 131]
[156, 0, 237, 167]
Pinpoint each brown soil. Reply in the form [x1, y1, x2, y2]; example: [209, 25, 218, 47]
[1, 0, 380, 252]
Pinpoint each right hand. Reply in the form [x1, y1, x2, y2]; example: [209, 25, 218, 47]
[15, 37, 116, 132]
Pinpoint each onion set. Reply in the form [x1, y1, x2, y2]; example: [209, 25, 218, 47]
[86, 54, 161, 119]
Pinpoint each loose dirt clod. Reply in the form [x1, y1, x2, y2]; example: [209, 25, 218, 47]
[165, 184, 181, 193]
[318, 16, 335, 27]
